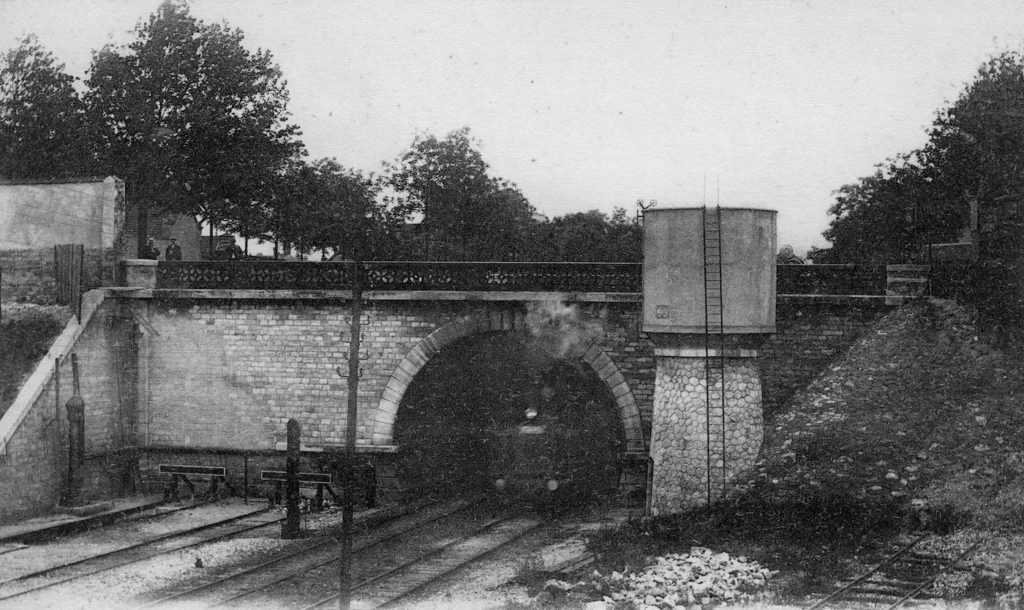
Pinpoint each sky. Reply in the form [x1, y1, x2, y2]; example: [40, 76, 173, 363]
[4, 0, 1024, 253]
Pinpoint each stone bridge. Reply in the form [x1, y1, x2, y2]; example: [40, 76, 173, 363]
[0, 260, 899, 521]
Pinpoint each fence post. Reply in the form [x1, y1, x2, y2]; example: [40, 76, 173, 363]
[282, 418, 301, 539]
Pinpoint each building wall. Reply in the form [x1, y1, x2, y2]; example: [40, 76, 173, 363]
[0, 177, 124, 251]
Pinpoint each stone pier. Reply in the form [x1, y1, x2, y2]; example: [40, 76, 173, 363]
[649, 347, 764, 514]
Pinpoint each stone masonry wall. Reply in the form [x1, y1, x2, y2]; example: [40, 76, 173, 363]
[137, 299, 653, 453]
[139, 299, 516, 450]
[0, 297, 135, 522]
[0, 292, 891, 522]
[136, 297, 883, 452]
[578, 302, 655, 446]
[0, 247, 119, 304]
[758, 298, 887, 414]
[649, 357, 763, 514]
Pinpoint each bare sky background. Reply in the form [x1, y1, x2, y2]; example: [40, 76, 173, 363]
[4, 0, 1024, 252]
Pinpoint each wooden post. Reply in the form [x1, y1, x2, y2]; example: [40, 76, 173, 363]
[282, 418, 301, 539]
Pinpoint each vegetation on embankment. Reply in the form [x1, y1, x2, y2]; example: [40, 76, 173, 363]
[0, 303, 69, 418]
[584, 301, 1024, 607]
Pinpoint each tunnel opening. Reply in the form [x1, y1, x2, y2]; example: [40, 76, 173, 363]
[393, 331, 623, 511]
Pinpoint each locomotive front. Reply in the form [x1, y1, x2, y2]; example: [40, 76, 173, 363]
[489, 406, 584, 507]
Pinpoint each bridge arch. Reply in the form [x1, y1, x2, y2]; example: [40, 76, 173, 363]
[372, 309, 645, 454]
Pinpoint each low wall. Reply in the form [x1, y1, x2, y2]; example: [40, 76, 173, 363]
[0, 248, 119, 304]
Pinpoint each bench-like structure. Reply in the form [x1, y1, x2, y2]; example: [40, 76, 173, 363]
[261, 470, 337, 510]
[160, 464, 236, 501]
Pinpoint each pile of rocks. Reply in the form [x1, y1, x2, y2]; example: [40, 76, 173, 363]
[585, 547, 775, 609]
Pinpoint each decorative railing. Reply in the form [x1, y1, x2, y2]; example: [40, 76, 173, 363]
[156, 261, 357, 290]
[776, 264, 887, 295]
[363, 261, 642, 292]
[156, 261, 644, 293]
[155, 260, 889, 295]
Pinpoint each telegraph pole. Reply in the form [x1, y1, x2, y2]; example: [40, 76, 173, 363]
[339, 238, 363, 610]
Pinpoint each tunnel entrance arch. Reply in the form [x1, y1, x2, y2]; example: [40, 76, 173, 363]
[372, 310, 645, 454]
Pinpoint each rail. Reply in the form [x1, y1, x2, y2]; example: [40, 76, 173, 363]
[156, 260, 889, 295]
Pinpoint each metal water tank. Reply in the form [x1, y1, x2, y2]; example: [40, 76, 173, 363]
[642, 207, 777, 335]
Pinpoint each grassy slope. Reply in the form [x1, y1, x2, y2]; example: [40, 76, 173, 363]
[0, 304, 70, 418]
[590, 301, 1024, 606]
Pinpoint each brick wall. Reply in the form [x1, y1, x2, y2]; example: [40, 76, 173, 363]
[758, 297, 887, 413]
[138, 299, 486, 451]
[136, 296, 887, 451]
[0, 247, 119, 304]
[0, 296, 136, 522]
[0, 291, 890, 522]
[581, 303, 655, 442]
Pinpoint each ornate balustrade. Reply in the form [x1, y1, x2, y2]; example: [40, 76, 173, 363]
[154, 260, 888, 295]
[776, 264, 887, 295]
[156, 261, 644, 293]
[156, 261, 357, 290]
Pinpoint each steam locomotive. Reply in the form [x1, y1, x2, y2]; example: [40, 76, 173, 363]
[487, 404, 619, 510]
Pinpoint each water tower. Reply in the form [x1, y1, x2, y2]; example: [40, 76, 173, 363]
[643, 207, 777, 514]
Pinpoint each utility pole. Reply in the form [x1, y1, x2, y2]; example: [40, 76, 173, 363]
[339, 238, 363, 610]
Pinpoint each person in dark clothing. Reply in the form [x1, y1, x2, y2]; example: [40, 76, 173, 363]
[165, 238, 182, 261]
[142, 237, 160, 260]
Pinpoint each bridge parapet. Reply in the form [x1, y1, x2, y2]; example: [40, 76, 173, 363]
[144, 260, 891, 296]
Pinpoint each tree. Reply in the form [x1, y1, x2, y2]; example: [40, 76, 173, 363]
[259, 158, 406, 260]
[819, 50, 1024, 264]
[387, 127, 535, 260]
[818, 48, 1024, 341]
[532, 208, 641, 262]
[85, 0, 303, 246]
[0, 35, 93, 180]
[821, 156, 936, 265]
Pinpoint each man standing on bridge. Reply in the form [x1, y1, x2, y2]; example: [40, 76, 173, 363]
[164, 237, 182, 261]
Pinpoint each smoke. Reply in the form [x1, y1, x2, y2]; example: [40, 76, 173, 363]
[525, 299, 604, 361]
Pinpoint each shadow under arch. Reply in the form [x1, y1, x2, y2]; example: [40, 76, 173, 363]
[372, 309, 645, 454]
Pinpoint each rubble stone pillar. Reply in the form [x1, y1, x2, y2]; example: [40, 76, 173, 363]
[649, 347, 763, 515]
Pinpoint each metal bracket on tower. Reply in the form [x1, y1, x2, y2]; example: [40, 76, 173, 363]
[636, 199, 657, 224]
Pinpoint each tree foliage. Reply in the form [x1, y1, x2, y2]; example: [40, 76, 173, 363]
[531, 208, 641, 262]
[0, 35, 93, 180]
[84, 0, 303, 234]
[387, 127, 535, 260]
[819, 49, 1024, 265]
[261, 158, 403, 260]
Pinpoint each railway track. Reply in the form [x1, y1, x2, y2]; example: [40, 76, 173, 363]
[134, 502, 538, 609]
[0, 497, 430, 608]
[806, 534, 984, 609]
[138, 498, 479, 608]
[139, 502, 539, 609]
[0, 497, 541, 609]
[0, 504, 278, 606]
[302, 513, 541, 610]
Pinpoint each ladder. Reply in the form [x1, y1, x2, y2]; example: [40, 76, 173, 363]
[701, 205, 727, 505]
